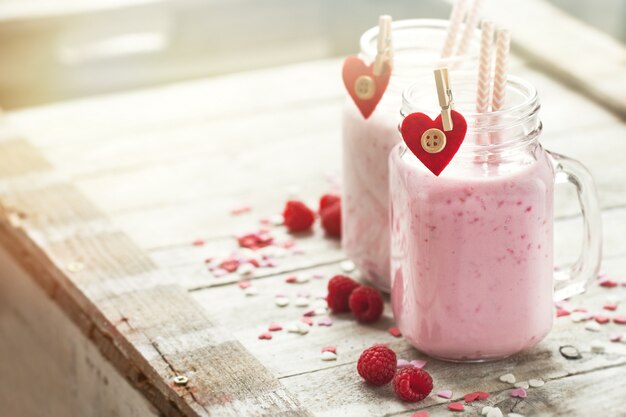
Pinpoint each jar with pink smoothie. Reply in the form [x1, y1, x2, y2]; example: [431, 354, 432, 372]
[342, 20, 478, 292]
[389, 74, 602, 361]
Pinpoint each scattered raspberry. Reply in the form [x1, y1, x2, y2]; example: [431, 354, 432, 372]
[393, 367, 433, 402]
[349, 286, 384, 322]
[326, 275, 360, 313]
[320, 202, 341, 238]
[319, 194, 341, 212]
[357, 344, 397, 386]
[282, 200, 315, 233]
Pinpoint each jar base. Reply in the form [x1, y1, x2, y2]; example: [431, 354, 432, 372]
[424, 352, 513, 363]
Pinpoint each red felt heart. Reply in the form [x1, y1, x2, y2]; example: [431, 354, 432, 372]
[400, 110, 467, 176]
[342, 56, 391, 119]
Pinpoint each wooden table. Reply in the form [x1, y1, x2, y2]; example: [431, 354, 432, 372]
[1, 50, 626, 416]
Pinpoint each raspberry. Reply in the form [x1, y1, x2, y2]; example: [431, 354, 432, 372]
[320, 202, 341, 238]
[326, 275, 360, 313]
[349, 286, 384, 322]
[319, 194, 341, 212]
[282, 200, 315, 233]
[357, 344, 397, 385]
[393, 367, 433, 402]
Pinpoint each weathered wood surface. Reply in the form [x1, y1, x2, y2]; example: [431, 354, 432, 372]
[1, 53, 625, 417]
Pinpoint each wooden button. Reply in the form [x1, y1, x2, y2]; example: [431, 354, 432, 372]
[354, 75, 376, 100]
[420, 128, 447, 153]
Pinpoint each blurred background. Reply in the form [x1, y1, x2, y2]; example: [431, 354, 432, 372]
[0, 0, 624, 109]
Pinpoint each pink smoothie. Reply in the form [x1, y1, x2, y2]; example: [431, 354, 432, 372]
[389, 147, 555, 361]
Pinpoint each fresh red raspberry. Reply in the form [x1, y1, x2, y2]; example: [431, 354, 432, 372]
[282, 200, 315, 233]
[357, 344, 397, 386]
[393, 367, 433, 402]
[320, 202, 341, 238]
[326, 275, 360, 313]
[319, 194, 341, 212]
[349, 286, 384, 322]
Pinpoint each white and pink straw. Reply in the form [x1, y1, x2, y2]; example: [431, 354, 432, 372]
[441, 0, 484, 58]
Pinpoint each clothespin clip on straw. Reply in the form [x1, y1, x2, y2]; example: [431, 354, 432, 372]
[373, 15, 392, 76]
[434, 68, 454, 131]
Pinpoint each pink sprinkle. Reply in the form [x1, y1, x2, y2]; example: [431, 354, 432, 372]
[410, 359, 427, 369]
[230, 205, 251, 215]
[285, 276, 298, 284]
[412, 412, 429, 417]
[238, 280, 252, 289]
[303, 309, 316, 317]
[511, 388, 527, 398]
[258, 332, 272, 340]
[609, 333, 623, 342]
[604, 304, 618, 311]
[599, 279, 618, 288]
[212, 269, 227, 277]
[297, 291, 311, 298]
[556, 309, 570, 317]
[437, 390, 453, 399]
[192, 239, 205, 246]
[317, 317, 333, 327]
[321, 346, 336, 353]
[301, 317, 314, 326]
[613, 316, 626, 325]
[397, 359, 411, 368]
[388, 326, 402, 337]
[312, 273, 325, 279]
[268, 324, 282, 332]
[573, 308, 588, 313]
[595, 316, 610, 324]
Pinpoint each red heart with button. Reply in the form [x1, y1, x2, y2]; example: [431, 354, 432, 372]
[342, 56, 391, 119]
[400, 110, 467, 176]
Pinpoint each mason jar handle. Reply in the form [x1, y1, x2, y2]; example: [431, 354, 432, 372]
[548, 151, 602, 301]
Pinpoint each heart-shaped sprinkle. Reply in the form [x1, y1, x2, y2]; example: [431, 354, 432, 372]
[486, 408, 503, 417]
[238, 280, 252, 289]
[258, 332, 272, 340]
[595, 315, 610, 324]
[511, 388, 527, 398]
[481, 406, 493, 415]
[476, 391, 490, 400]
[301, 317, 314, 326]
[437, 390, 453, 399]
[604, 304, 618, 311]
[275, 296, 289, 307]
[340, 260, 356, 272]
[448, 402, 464, 412]
[590, 340, 606, 353]
[585, 321, 601, 332]
[268, 324, 283, 332]
[599, 279, 618, 288]
[463, 392, 480, 403]
[342, 56, 392, 119]
[321, 346, 337, 353]
[514, 381, 529, 389]
[296, 321, 310, 335]
[400, 110, 468, 176]
[294, 297, 311, 307]
[285, 276, 298, 283]
[613, 316, 626, 324]
[317, 317, 333, 327]
[610, 333, 624, 342]
[556, 308, 570, 317]
[499, 373, 516, 384]
[528, 379, 544, 388]
[320, 351, 337, 361]
[412, 412, 429, 417]
[388, 326, 402, 337]
[244, 286, 258, 297]
[570, 312, 589, 322]
[397, 359, 411, 368]
[410, 359, 427, 369]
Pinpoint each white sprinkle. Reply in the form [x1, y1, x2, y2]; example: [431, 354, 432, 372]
[244, 286, 259, 297]
[508, 414, 525, 417]
[294, 297, 310, 307]
[570, 312, 589, 323]
[320, 351, 337, 361]
[286, 185, 301, 197]
[487, 407, 503, 417]
[528, 379, 544, 387]
[275, 296, 289, 307]
[590, 340, 606, 353]
[340, 260, 356, 272]
[609, 333, 624, 343]
[481, 406, 494, 415]
[270, 214, 284, 226]
[286, 323, 300, 333]
[585, 321, 601, 332]
[513, 381, 529, 389]
[296, 321, 310, 335]
[499, 373, 516, 384]
[296, 273, 311, 283]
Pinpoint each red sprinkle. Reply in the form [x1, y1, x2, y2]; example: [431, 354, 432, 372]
[321, 346, 337, 354]
[476, 391, 490, 400]
[463, 392, 480, 403]
[412, 412, 429, 417]
[599, 279, 618, 288]
[613, 316, 626, 325]
[258, 332, 272, 340]
[448, 402, 465, 412]
[301, 317, 314, 326]
[219, 259, 239, 273]
[388, 327, 402, 337]
[268, 324, 282, 332]
[285, 276, 298, 284]
[192, 239, 205, 246]
[595, 316, 610, 324]
[238, 233, 273, 250]
[238, 280, 251, 289]
[556, 309, 571, 317]
[604, 304, 618, 311]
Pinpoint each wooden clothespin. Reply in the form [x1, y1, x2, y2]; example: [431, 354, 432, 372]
[373, 15, 392, 76]
[434, 68, 454, 131]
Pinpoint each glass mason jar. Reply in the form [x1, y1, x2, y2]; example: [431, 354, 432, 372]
[342, 19, 478, 292]
[389, 74, 602, 361]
